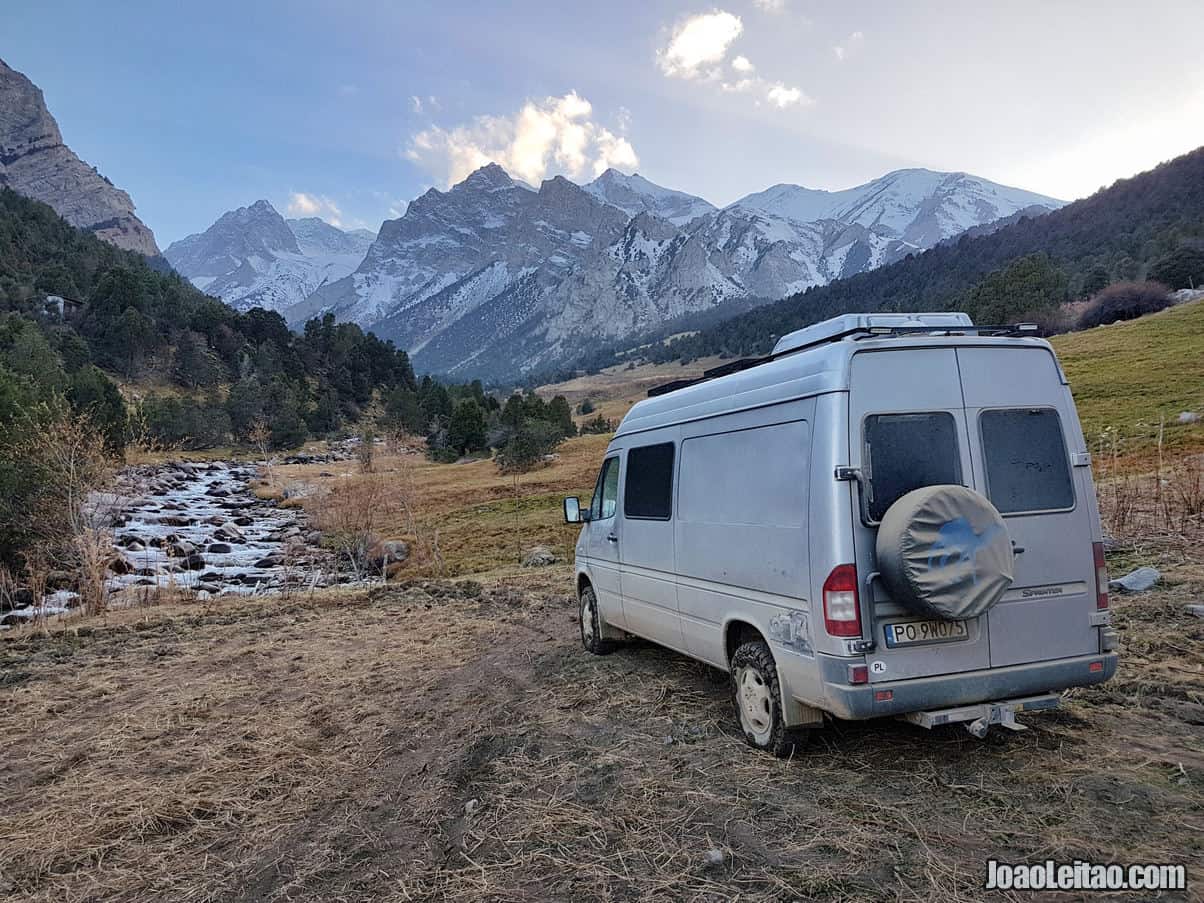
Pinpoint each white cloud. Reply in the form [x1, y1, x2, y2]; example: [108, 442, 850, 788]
[766, 83, 810, 108]
[406, 91, 639, 187]
[286, 192, 344, 227]
[410, 95, 424, 113]
[658, 11, 744, 79]
[721, 74, 812, 110]
[833, 30, 864, 62]
[752, 0, 785, 10]
[657, 9, 811, 112]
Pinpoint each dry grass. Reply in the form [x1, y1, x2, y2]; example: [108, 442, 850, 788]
[537, 357, 723, 428]
[1, 561, 1200, 901]
[262, 434, 612, 579]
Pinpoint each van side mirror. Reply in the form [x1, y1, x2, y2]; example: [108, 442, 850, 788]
[563, 496, 588, 523]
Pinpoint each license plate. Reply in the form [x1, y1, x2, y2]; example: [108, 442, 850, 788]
[883, 618, 969, 648]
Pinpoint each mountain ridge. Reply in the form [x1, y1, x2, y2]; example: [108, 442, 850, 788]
[172, 163, 1064, 382]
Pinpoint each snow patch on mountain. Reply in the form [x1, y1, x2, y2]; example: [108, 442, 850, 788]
[584, 169, 716, 226]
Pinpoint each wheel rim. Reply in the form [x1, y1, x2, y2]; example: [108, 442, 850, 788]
[735, 665, 773, 742]
[581, 593, 596, 645]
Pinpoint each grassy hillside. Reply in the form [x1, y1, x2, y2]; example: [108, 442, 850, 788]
[1052, 298, 1204, 461]
[542, 300, 1204, 465]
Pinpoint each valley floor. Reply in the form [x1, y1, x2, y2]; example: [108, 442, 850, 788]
[1, 549, 1201, 901]
[4, 301, 1203, 900]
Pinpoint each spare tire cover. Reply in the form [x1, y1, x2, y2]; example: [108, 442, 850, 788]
[875, 485, 1014, 620]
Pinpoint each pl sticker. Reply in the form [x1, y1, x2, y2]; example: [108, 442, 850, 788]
[870, 661, 887, 674]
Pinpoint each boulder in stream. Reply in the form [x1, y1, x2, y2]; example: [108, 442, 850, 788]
[182, 553, 206, 571]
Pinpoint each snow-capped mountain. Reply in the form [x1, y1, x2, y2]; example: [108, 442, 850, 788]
[287, 216, 376, 257]
[0, 57, 160, 255]
[289, 163, 1061, 379]
[732, 169, 1063, 251]
[583, 169, 716, 226]
[164, 202, 374, 314]
[291, 164, 631, 352]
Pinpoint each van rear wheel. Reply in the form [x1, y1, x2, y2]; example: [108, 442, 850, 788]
[579, 585, 615, 655]
[730, 640, 809, 758]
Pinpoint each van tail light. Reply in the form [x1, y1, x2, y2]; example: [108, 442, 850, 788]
[1093, 542, 1109, 610]
[823, 564, 862, 637]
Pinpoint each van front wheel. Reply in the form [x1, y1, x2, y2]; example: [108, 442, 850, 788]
[730, 641, 809, 758]
[579, 586, 615, 655]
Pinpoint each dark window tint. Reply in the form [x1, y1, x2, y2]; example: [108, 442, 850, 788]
[864, 412, 962, 522]
[591, 456, 620, 520]
[980, 409, 1074, 513]
[624, 443, 675, 520]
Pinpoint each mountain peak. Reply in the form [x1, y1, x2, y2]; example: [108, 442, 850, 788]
[458, 162, 515, 191]
[165, 204, 374, 312]
[732, 169, 1064, 237]
[584, 169, 715, 226]
[0, 56, 160, 255]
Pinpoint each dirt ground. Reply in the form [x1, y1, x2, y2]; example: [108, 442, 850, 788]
[2, 547, 1201, 902]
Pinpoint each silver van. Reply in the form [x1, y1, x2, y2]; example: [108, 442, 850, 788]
[563, 313, 1118, 756]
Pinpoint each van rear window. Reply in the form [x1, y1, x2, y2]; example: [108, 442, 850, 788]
[624, 443, 675, 519]
[864, 412, 962, 522]
[980, 409, 1074, 514]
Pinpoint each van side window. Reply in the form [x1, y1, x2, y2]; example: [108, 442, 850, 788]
[980, 409, 1075, 514]
[864, 412, 962, 522]
[624, 442, 675, 520]
[591, 456, 620, 520]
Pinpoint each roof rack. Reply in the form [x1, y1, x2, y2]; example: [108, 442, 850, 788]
[645, 313, 1042, 398]
[646, 355, 769, 398]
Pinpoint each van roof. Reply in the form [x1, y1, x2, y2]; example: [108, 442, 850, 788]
[614, 314, 1055, 439]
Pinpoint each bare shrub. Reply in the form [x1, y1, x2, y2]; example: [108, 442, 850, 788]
[0, 567, 17, 615]
[306, 472, 403, 579]
[248, 418, 274, 484]
[1167, 455, 1203, 532]
[124, 402, 182, 463]
[358, 428, 375, 473]
[1077, 281, 1172, 330]
[8, 412, 117, 617]
[1095, 426, 1204, 542]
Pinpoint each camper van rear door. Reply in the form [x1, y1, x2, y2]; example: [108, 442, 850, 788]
[955, 347, 1098, 668]
[848, 348, 992, 682]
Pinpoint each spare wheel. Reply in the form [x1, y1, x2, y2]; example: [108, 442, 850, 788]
[875, 484, 1014, 621]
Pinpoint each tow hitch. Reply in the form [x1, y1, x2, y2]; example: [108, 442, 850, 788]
[896, 693, 1061, 737]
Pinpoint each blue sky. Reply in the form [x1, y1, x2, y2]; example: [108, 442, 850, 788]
[7, 0, 1204, 246]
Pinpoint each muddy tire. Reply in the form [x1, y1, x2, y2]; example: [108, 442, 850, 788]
[579, 585, 615, 655]
[730, 640, 809, 758]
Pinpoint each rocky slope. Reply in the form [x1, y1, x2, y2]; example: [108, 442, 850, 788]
[164, 201, 374, 314]
[289, 164, 1060, 379]
[0, 57, 160, 256]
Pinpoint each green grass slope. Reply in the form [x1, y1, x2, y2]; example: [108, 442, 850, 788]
[1052, 299, 1203, 462]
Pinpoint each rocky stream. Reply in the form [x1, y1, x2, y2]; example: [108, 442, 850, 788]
[2, 457, 348, 626]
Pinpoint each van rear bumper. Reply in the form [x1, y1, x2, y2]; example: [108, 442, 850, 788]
[813, 652, 1118, 721]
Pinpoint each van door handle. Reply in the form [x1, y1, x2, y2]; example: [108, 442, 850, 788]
[606, 534, 619, 543]
[1012, 542, 1025, 555]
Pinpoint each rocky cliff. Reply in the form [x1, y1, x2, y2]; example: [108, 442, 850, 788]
[0, 57, 159, 256]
